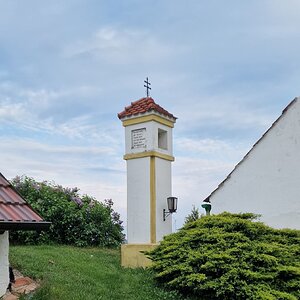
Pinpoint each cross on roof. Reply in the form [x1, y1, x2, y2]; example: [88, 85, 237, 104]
[144, 77, 151, 97]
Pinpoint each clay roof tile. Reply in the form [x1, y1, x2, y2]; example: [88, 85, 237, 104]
[118, 97, 177, 120]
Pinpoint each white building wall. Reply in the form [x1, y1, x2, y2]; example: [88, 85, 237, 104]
[210, 100, 300, 229]
[127, 157, 151, 243]
[156, 158, 172, 241]
[0, 231, 9, 297]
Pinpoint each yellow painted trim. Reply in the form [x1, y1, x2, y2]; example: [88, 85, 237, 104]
[124, 151, 175, 161]
[121, 244, 158, 268]
[122, 114, 175, 128]
[150, 156, 156, 244]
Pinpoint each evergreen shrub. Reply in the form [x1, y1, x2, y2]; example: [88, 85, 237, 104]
[147, 213, 300, 300]
[10, 176, 125, 247]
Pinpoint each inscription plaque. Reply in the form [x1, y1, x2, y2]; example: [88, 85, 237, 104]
[132, 128, 147, 149]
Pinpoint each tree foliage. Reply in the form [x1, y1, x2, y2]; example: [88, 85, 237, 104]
[10, 176, 125, 247]
[147, 213, 300, 300]
[184, 205, 201, 225]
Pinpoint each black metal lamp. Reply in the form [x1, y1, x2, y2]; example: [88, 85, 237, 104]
[163, 197, 178, 221]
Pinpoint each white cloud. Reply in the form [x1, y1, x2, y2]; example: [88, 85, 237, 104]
[63, 26, 173, 64]
[173, 94, 275, 135]
[0, 138, 113, 155]
[1, 0, 300, 232]
[176, 137, 236, 153]
[0, 136, 126, 214]
[0, 82, 120, 141]
[0, 101, 28, 122]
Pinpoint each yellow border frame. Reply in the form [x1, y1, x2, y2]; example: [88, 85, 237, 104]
[124, 151, 174, 161]
[122, 114, 175, 128]
[150, 157, 156, 243]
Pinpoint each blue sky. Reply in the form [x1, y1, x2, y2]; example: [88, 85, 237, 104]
[1, 0, 300, 229]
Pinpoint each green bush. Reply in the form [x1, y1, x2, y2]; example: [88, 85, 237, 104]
[147, 213, 300, 300]
[10, 176, 125, 247]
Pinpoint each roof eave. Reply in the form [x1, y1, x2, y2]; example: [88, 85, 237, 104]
[119, 110, 177, 122]
[0, 221, 52, 231]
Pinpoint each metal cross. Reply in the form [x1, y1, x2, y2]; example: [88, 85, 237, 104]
[144, 77, 151, 97]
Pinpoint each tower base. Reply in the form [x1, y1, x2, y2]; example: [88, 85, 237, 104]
[121, 243, 158, 268]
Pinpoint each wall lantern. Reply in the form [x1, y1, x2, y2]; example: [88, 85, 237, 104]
[201, 200, 212, 216]
[163, 197, 178, 221]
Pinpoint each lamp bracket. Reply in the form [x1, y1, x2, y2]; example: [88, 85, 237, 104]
[163, 209, 172, 221]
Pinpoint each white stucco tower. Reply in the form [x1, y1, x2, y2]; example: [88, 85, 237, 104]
[118, 97, 177, 267]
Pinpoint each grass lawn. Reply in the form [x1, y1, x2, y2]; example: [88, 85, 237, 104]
[9, 245, 188, 300]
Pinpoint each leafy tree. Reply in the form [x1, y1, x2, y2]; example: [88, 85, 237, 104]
[184, 205, 201, 224]
[10, 176, 125, 247]
[147, 213, 300, 300]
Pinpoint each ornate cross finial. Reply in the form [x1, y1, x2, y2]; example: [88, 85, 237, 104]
[144, 77, 151, 97]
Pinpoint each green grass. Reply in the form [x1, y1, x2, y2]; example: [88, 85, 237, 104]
[10, 245, 188, 300]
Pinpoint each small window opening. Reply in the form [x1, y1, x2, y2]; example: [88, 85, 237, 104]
[158, 128, 168, 150]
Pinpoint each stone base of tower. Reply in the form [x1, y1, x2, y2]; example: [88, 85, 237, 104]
[121, 243, 158, 268]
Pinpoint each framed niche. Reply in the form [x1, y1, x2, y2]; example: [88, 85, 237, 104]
[158, 128, 168, 150]
[131, 128, 147, 149]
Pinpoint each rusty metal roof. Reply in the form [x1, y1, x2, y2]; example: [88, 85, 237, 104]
[0, 173, 50, 231]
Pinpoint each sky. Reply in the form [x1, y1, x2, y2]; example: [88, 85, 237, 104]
[0, 0, 300, 230]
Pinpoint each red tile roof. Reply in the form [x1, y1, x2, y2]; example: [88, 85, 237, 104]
[0, 173, 50, 230]
[118, 97, 177, 120]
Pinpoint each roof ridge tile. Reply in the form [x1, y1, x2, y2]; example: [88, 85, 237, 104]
[118, 97, 177, 120]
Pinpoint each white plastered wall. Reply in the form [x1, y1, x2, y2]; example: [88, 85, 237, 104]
[0, 231, 9, 297]
[156, 158, 172, 241]
[211, 99, 300, 229]
[127, 157, 151, 243]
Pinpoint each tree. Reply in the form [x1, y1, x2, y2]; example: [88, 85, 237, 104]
[10, 176, 125, 247]
[184, 205, 201, 224]
[147, 213, 300, 300]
